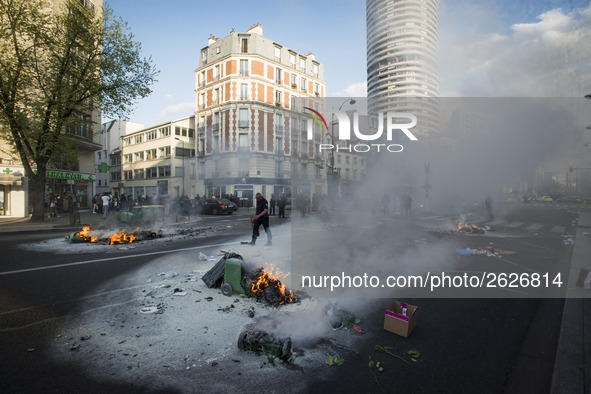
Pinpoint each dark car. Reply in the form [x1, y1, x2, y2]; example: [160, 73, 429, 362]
[555, 196, 581, 204]
[197, 198, 238, 215]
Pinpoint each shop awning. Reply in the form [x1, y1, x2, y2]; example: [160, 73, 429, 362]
[0, 175, 23, 185]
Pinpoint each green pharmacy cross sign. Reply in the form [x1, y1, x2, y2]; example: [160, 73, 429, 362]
[2, 168, 12, 175]
[98, 163, 110, 173]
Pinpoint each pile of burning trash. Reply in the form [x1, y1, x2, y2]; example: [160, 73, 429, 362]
[427, 222, 492, 236]
[67, 226, 161, 245]
[202, 252, 298, 306]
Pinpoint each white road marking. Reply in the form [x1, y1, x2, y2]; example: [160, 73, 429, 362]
[526, 223, 544, 231]
[507, 222, 525, 228]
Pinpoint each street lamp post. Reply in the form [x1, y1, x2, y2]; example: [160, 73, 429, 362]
[326, 98, 356, 205]
[174, 137, 185, 197]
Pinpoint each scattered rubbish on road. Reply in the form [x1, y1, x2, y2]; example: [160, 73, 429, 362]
[25, 348, 35, 352]
[375, 345, 409, 364]
[322, 355, 345, 370]
[384, 301, 418, 337]
[70, 343, 81, 351]
[140, 304, 164, 314]
[455, 247, 517, 257]
[237, 330, 292, 360]
[248, 306, 255, 318]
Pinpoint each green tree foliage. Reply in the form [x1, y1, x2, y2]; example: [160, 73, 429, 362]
[0, 0, 157, 220]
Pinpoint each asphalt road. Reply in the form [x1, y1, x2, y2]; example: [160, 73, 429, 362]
[0, 204, 580, 393]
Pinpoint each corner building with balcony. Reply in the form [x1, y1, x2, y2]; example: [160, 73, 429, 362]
[195, 24, 326, 203]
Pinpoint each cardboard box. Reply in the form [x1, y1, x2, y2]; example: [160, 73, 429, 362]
[384, 301, 418, 337]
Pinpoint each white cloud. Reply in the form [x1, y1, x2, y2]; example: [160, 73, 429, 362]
[440, 3, 591, 97]
[332, 81, 367, 97]
[157, 102, 195, 121]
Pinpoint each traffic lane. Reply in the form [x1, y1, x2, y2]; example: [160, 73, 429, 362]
[0, 231, 244, 328]
[0, 219, 254, 273]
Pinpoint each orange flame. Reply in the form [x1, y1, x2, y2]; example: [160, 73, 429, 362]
[109, 230, 136, 245]
[457, 222, 479, 234]
[77, 226, 98, 242]
[250, 264, 296, 304]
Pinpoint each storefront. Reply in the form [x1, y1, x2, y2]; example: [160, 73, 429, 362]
[0, 166, 27, 217]
[45, 169, 95, 208]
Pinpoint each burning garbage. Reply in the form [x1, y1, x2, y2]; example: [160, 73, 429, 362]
[202, 252, 298, 306]
[456, 222, 486, 234]
[67, 226, 161, 245]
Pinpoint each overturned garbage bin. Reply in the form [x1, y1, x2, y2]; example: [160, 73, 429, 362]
[237, 330, 292, 360]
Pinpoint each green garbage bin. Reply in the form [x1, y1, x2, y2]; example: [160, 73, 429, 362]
[220, 258, 245, 296]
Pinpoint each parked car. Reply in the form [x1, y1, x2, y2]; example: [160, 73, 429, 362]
[555, 196, 581, 203]
[196, 198, 238, 215]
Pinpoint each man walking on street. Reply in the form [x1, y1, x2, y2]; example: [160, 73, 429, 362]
[249, 192, 272, 246]
[102, 193, 111, 218]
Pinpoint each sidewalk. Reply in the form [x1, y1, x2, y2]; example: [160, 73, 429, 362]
[0, 207, 257, 234]
[551, 211, 591, 393]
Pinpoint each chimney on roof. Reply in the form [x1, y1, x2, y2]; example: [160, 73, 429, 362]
[208, 34, 218, 45]
[247, 22, 263, 35]
[306, 52, 315, 61]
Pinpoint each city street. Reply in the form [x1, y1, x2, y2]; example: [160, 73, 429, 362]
[0, 203, 588, 393]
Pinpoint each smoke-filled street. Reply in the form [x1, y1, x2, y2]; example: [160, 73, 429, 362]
[0, 201, 587, 393]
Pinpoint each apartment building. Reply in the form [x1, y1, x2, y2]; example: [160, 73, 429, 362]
[120, 116, 196, 200]
[96, 120, 144, 196]
[195, 23, 326, 203]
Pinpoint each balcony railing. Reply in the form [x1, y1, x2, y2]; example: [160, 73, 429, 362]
[275, 125, 284, 133]
[212, 123, 219, 132]
[238, 120, 249, 128]
[213, 98, 220, 105]
[239, 70, 249, 77]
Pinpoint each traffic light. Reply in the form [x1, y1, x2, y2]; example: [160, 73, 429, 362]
[569, 165, 573, 172]
[425, 162, 430, 174]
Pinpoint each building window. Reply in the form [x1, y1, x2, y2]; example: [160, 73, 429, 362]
[313, 63, 318, 76]
[239, 133, 248, 147]
[274, 46, 281, 61]
[145, 130, 157, 140]
[97, 152, 101, 160]
[290, 73, 297, 88]
[199, 93, 205, 110]
[201, 50, 207, 63]
[198, 117, 205, 133]
[175, 167, 184, 177]
[289, 53, 296, 67]
[240, 84, 248, 100]
[315, 83, 320, 96]
[145, 149, 157, 160]
[134, 151, 144, 161]
[241, 38, 248, 53]
[301, 77, 307, 92]
[123, 170, 132, 180]
[214, 65, 220, 81]
[213, 88, 220, 105]
[275, 91, 282, 105]
[158, 166, 171, 177]
[200, 71, 206, 87]
[146, 167, 157, 178]
[110, 172, 121, 181]
[133, 169, 144, 180]
[134, 134, 143, 144]
[213, 112, 219, 132]
[158, 126, 170, 138]
[275, 137, 283, 155]
[276, 68, 282, 84]
[299, 57, 305, 69]
[123, 153, 132, 163]
[158, 146, 171, 158]
[110, 155, 121, 165]
[188, 128, 195, 138]
[275, 113, 283, 133]
[239, 108, 248, 128]
[123, 137, 132, 146]
[239, 59, 249, 76]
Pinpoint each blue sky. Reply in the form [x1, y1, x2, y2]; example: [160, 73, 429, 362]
[106, 0, 591, 127]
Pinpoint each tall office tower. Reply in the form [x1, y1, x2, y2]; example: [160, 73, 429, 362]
[195, 24, 326, 201]
[366, 0, 439, 137]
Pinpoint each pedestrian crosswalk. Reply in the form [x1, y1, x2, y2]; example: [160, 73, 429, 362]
[416, 214, 571, 234]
